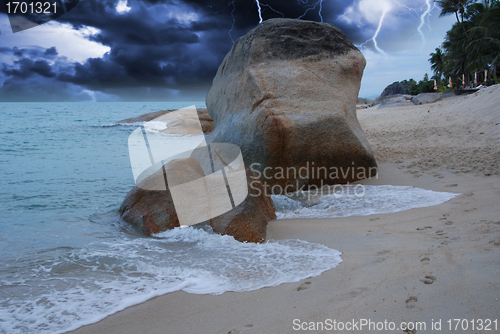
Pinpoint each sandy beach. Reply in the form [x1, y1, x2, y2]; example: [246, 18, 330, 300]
[69, 85, 500, 334]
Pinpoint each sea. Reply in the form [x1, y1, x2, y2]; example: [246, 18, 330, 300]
[0, 102, 458, 334]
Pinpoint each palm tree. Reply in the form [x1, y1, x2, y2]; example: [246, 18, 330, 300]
[434, 0, 475, 23]
[435, 0, 461, 22]
[470, 1, 500, 77]
[443, 22, 471, 76]
[429, 47, 446, 80]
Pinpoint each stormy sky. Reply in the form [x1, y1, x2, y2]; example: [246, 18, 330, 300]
[0, 0, 455, 101]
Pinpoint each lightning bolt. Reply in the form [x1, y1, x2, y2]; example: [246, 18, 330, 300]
[218, 0, 435, 51]
[257, 0, 316, 23]
[255, 0, 263, 23]
[369, 7, 388, 54]
[349, 0, 437, 54]
[260, 3, 285, 19]
[229, 1, 237, 43]
[417, 0, 434, 44]
[394, 0, 436, 46]
[355, 6, 389, 55]
[208, 1, 237, 43]
[212, 0, 326, 43]
[297, 0, 325, 22]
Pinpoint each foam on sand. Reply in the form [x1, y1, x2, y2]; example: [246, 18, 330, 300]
[0, 226, 342, 334]
[272, 185, 459, 219]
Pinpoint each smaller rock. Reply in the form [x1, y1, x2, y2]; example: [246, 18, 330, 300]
[441, 89, 478, 98]
[119, 164, 180, 235]
[117, 108, 214, 134]
[411, 93, 442, 105]
[209, 170, 276, 243]
[377, 95, 415, 109]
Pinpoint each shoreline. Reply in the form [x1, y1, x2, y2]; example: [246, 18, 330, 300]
[68, 164, 499, 334]
[68, 86, 500, 334]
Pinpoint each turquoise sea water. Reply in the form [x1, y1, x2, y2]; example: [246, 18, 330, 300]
[0, 102, 346, 334]
[0, 102, 459, 334]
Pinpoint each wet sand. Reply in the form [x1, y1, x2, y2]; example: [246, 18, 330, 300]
[69, 85, 500, 334]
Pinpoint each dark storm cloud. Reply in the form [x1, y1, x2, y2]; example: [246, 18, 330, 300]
[43, 47, 58, 56]
[49, 0, 234, 95]
[4, 58, 56, 78]
[0, 0, 425, 101]
[0, 46, 25, 56]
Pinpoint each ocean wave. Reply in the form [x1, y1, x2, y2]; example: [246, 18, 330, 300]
[272, 185, 459, 219]
[0, 226, 341, 334]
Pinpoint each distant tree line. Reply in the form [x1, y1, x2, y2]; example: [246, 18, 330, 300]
[429, 0, 500, 87]
[398, 75, 436, 95]
[384, 74, 436, 97]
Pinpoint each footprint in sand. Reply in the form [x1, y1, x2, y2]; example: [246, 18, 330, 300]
[369, 217, 379, 221]
[485, 221, 500, 226]
[297, 282, 311, 291]
[416, 226, 432, 231]
[403, 327, 417, 334]
[419, 275, 436, 284]
[489, 239, 500, 247]
[406, 296, 418, 309]
[228, 325, 253, 334]
[345, 287, 369, 299]
[420, 257, 430, 265]
[435, 230, 446, 236]
[445, 221, 454, 225]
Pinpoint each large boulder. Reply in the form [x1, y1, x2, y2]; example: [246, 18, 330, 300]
[119, 157, 275, 243]
[206, 18, 377, 193]
[380, 82, 408, 97]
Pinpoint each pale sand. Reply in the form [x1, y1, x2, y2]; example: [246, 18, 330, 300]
[69, 85, 500, 334]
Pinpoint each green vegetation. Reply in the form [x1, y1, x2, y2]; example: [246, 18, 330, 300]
[390, 74, 436, 95]
[429, 0, 500, 87]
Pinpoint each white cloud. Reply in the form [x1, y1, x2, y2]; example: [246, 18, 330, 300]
[0, 14, 110, 63]
[339, 0, 394, 27]
[116, 0, 131, 14]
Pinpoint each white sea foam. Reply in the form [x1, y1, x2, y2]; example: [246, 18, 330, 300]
[0, 227, 342, 334]
[272, 185, 459, 219]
